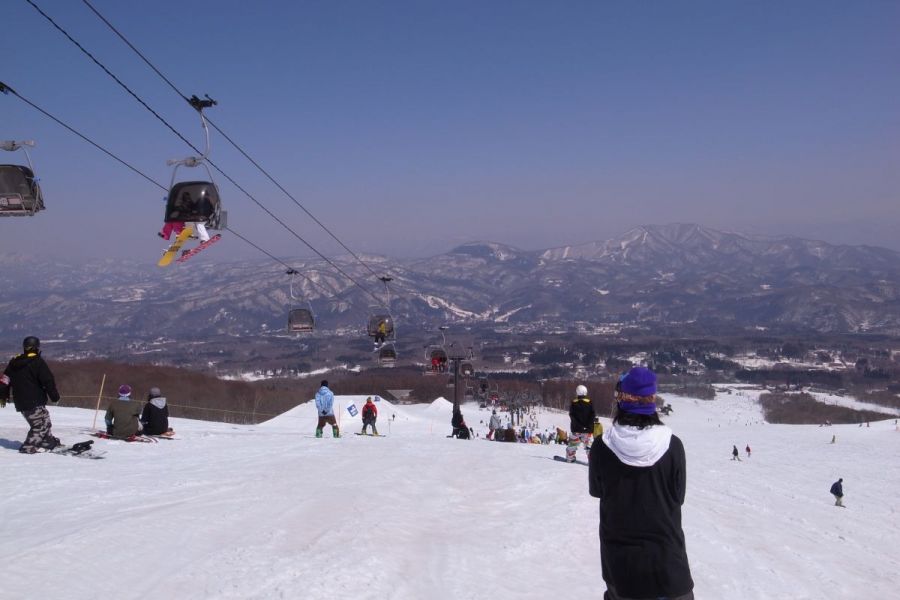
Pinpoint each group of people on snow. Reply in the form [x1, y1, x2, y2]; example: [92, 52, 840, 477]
[104, 384, 173, 440]
[0, 336, 172, 452]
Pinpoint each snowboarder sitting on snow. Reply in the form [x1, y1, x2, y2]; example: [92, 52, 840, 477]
[315, 380, 339, 438]
[360, 397, 378, 435]
[105, 384, 143, 440]
[589, 366, 694, 600]
[566, 384, 595, 463]
[831, 478, 844, 507]
[140, 387, 173, 437]
[0, 336, 62, 454]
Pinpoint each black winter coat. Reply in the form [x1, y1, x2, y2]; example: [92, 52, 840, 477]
[830, 480, 843, 497]
[569, 397, 595, 433]
[140, 400, 170, 435]
[589, 432, 694, 599]
[1, 353, 60, 412]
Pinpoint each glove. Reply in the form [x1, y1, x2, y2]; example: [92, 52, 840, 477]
[321, 410, 328, 416]
[0, 398, 6, 408]
[50, 397, 60, 405]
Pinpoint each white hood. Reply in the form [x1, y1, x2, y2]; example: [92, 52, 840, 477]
[150, 397, 167, 409]
[602, 423, 673, 467]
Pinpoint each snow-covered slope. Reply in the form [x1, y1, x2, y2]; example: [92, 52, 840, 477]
[1, 391, 898, 599]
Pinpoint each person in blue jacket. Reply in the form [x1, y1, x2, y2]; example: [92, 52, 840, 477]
[314, 380, 339, 438]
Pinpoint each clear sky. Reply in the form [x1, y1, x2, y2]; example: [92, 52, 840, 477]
[2, 0, 898, 262]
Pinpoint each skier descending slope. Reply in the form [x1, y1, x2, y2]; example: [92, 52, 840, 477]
[589, 367, 694, 600]
[314, 380, 340, 438]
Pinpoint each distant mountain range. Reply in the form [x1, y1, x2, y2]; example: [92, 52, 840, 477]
[3, 224, 900, 346]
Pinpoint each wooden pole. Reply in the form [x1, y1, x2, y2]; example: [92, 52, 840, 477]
[91, 373, 106, 431]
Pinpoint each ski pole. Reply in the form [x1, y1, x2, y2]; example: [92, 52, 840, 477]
[91, 373, 106, 431]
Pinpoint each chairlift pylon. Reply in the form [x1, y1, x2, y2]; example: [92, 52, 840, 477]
[0, 140, 45, 216]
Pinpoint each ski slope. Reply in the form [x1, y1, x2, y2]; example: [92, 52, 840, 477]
[1, 391, 898, 599]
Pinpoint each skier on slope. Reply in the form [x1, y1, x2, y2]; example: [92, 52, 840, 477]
[360, 397, 378, 435]
[830, 478, 845, 507]
[589, 366, 694, 600]
[314, 380, 339, 438]
[140, 387, 173, 437]
[488, 410, 502, 440]
[105, 384, 143, 440]
[566, 384, 595, 462]
[731, 445, 741, 461]
[0, 336, 62, 454]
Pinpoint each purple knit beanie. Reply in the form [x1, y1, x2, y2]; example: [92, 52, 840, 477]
[118, 384, 132, 397]
[619, 367, 657, 397]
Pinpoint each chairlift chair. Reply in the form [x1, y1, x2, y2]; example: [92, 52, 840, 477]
[367, 312, 396, 342]
[460, 361, 474, 378]
[0, 140, 45, 216]
[163, 95, 226, 230]
[378, 343, 397, 366]
[286, 269, 315, 333]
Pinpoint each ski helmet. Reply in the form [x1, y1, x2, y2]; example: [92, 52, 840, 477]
[576, 384, 588, 397]
[22, 336, 40, 353]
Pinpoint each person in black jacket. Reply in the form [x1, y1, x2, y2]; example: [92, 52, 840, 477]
[140, 386, 173, 436]
[830, 478, 844, 507]
[0, 336, 62, 454]
[566, 384, 595, 462]
[589, 367, 694, 600]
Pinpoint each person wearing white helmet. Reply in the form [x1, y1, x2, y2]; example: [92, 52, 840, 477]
[566, 384, 595, 462]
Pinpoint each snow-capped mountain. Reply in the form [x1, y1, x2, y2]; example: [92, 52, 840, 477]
[2, 224, 900, 343]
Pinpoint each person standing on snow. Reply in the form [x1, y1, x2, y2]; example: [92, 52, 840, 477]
[315, 380, 339, 438]
[731, 445, 741, 461]
[488, 410, 502, 440]
[360, 397, 378, 435]
[140, 387, 173, 436]
[0, 336, 62, 454]
[830, 478, 844, 507]
[589, 366, 694, 600]
[566, 384, 595, 462]
[105, 384, 143, 439]
[745, 444, 751, 458]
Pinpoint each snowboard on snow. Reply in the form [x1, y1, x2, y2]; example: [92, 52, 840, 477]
[176, 233, 222, 263]
[89, 431, 158, 443]
[158, 226, 195, 267]
[39, 440, 106, 459]
[354, 432, 385, 437]
[554, 455, 588, 466]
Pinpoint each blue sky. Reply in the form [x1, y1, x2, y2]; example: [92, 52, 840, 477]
[2, 0, 898, 261]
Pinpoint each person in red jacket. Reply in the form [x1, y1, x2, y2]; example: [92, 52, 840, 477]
[360, 397, 379, 435]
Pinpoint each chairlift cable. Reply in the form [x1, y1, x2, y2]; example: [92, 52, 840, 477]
[1, 82, 166, 193]
[26, 0, 383, 305]
[1, 80, 352, 307]
[79, 0, 395, 286]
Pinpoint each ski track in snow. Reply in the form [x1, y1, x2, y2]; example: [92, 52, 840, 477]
[1, 391, 898, 599]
